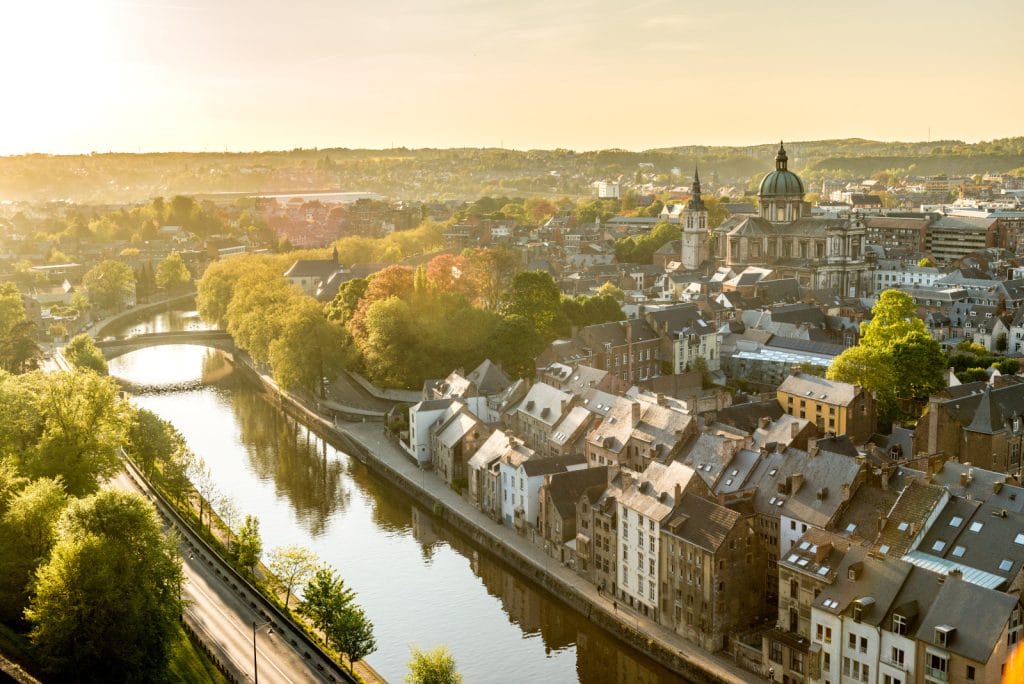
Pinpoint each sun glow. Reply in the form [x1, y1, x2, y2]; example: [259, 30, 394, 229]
[0, 1, 115, 154]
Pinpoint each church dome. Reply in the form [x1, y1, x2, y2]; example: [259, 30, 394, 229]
[758, 141, 804, 197]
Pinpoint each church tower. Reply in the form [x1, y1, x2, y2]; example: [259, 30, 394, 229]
[681, 167, 709, 270]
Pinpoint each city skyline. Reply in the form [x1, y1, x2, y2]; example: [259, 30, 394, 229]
[1, 0, 1021, 155]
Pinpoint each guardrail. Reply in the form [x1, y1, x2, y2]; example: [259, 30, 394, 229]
[121, 456, 355, 684]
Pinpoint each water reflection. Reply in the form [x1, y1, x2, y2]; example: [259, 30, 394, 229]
[109, 338, 687, 683]
[105, 306, 211, 337]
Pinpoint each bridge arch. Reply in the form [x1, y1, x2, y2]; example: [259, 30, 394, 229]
[95, 330, 236, 360]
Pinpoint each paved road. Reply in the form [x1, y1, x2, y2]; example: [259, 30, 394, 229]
[110, 469, 347, 684]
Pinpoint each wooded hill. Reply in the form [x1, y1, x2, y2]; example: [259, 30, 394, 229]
[1, 137, 1021, 204]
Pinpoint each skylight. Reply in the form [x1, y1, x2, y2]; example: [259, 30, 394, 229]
[768, 469, 778, 476]
[897, 522, 909, 532]
[1015, 533, 1024, 545]
[823, 599, 839, 609]
[931, 540, 946, 552]
[949, 516, 963, 527]
[845, 523, 857, 533]
[878, 545, 890, 554]
[969, 521, 984, 533]
[817, 566, 830, 576]
[799, 541, 811, 550]
[797, 558, 809, 567]
[1000, 559, 1014, 572]
[952, 546, 966, 557]
[787, 554, 799, 563]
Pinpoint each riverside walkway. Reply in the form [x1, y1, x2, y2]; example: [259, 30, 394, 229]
[250, 356, 751, 683]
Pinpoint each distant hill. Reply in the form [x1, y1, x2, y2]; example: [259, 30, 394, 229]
[0, 137, 1020, 204]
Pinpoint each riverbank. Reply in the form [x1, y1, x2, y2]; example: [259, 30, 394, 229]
[241, 359, 749, 684]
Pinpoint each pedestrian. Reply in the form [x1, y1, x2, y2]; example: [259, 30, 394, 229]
[613, 600, 617, 612]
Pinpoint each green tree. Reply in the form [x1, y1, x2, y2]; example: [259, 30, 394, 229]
[996, 332, 1009, 354]
[596, 281, 625, 301]
[299, 565, 356, 635]
[268, 298, 349, 396]
[405, 645, 462, 684]
[918, 257, 936, 267]
[325, 277, 369, 324]
[155, 251, 192, 291]
[125, 408, 184, 479]
[82, 260, 136, 313]
[234, 514, 262, 575]
[226, 276, 301, 363]
[267, 544, 318, 609]
[0, 477, 67, 622]
[64, 333, 108, 374]
[21, 370, 129, 496]
[828, 290, 945, 423]
[26, 489, 183, 681]
[500, 271, 566, 341]
[331, 605, 377, 671]
[0, 284, 39, 372]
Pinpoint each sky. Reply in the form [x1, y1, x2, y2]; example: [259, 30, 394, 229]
[1, 0, 1021, 155]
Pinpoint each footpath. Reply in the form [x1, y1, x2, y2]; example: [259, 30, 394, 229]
[247, 362, 750, 684]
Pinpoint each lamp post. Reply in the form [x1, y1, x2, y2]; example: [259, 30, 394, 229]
[252, 619, 274, 684]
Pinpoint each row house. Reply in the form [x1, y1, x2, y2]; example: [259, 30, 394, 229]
[430, 405, 490, 489]
[585, 395, 697, 471]
[576, 471, 623, 593]
[506, 382, 573, 455]
[499, 450, 585, 530]
[578, 318, 662, 386]
[467, 429, 515, 521]
[661, 492, 768, 652]
[615, 461, 711, 618]
[863, 215, 932, 253]
[643, 303, 722, 373]
[537, 466, 609, 564]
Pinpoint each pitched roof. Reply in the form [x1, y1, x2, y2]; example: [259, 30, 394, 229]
[545, 467, 609, 519]
[663, 493, 742, 552]
[777, 372, 860, 406]
[466, 359, 512, 396]
[914, 576, 1017, 662]
[284, 259, 338, 278]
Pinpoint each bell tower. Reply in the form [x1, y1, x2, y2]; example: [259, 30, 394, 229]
[681, 167, 709, 270]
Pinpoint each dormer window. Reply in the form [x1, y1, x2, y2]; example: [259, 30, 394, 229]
[893, 613, 907, 635]
[935, 625, 955, 647]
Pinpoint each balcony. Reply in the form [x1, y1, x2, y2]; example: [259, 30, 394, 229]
[924, 665, 948, 682]
[880, 656, 908, 673]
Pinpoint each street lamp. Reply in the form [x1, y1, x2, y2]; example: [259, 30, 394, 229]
[252, 619, 274, 684]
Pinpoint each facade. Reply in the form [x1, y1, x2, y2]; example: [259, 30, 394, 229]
[777, 372, 876, 443]
[615, 462, 710, 618]
[578, 319, 662, 386]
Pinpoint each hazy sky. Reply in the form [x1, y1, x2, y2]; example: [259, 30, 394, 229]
[1, 0, 1020, 154]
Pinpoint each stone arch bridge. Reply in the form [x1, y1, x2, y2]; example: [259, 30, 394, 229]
[96, 330, 235, 360]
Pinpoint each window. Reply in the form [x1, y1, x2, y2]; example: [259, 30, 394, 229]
[949, 516, 963, 527]
[893, 613, 907, 635]
[848, 633, 857, 650]
[927, 652, 949, 678]
[969, 521, 984, 533]
[966, 664, 976, 681]
[769, 640, 783, 664]
[891, 646, 905, 665]
[823, 652, 830, 672]
[860, 636, 868, 653]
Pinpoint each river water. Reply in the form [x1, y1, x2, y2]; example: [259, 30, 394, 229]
[106, 309, 681, 684]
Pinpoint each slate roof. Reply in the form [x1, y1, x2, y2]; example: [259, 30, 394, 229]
[712, 400, 784, 434]
[521, 454, 585, 477]
[466, 359, 512, 396]
[284, 259, 338, 278]
[617, 461, 698, 522]
[545, 466, 609, 520]
[663, 493, 742, 553]
[874, 480, 947, 557]
[939, 383, 1024, 434]
[515, 383, 571, 427]
[914, 576, 1017, 663]
[778, 373, 860, 406]
[813, 548, 912, 627]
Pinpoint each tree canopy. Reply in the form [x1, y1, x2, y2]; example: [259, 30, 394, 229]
[827, 290, 945, 425]
[155, 251, 192, 291]
[82, 260, 136, 313]
[25, 489, 182, 681]
[405, 645, 462, 684]
[64, 334, 108, 375]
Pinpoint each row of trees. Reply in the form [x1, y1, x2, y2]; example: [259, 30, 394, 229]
[197, 248, 625, 390]
[0, 368, 185, 681]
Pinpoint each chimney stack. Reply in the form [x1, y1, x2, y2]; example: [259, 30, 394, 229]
[631, 401, 641, 425]
[808, 437, 819, 458]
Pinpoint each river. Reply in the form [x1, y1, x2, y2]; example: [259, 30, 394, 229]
[106, 308, 682, 684]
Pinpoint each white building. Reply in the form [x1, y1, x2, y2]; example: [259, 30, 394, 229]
[615, 461, 707, 619]
[405, 398, 456, 466]
[498, 450, 585, 530]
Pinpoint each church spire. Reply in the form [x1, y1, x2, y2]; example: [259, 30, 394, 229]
[688, 166, 705, 211]
[776, 140, 788, 171]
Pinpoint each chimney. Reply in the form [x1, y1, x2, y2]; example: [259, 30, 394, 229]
[960, 471, 969, 487]
[808, 437, 819, 458]
[674, 483, 682, 503]
[994, 481, 1004, 494]
[759, 446, 771, 460]
[657, 393, 667, 407]
[841, 482, 851, 502]
[621, 470, 634, 491]
[758, 416, 771, 430]
[878, 509, 888, 533]
[790, 472, 804, 494]
[814, 542, 832, 564]
[880, 466, 892, 492]
[791, 421, 801, 440]
[631, 401, 641, 425]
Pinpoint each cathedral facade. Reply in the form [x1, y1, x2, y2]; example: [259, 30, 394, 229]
[690, 142, 873, 296]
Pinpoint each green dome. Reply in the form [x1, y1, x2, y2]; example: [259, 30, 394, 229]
[759, 169, 805, 196]
[758, 141, 805, 197]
